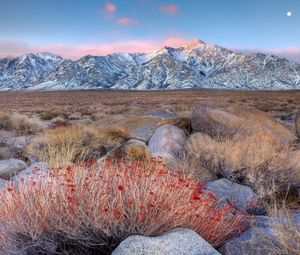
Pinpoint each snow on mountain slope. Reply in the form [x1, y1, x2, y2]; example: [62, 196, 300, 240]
[0, 40, 299, 90]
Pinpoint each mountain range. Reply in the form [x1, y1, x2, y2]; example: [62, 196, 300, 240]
[0, 40, 300, 90]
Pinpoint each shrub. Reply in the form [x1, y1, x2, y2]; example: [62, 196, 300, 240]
[27, 125, 130, 167]
[255, 205, 300, 255]
[0, 159, 249, 255]
[0, 112, 43, 135]
[159, 117, 192, 134]
[186, 130, 300, 200]
[78, 107, 95, 116]
[40, 109, 71, 121]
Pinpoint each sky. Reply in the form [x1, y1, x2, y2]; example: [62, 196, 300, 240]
[0, 0, 299, 60]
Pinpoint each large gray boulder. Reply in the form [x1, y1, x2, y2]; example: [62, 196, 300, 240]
[112, 228, 220, 255]
[191, 103, 296, 144]
[0, 159, 27, 178]
[111, 116, 165, 143]
[220, 227, 280, 255]
[148, 125, 188, 161]
[205, 178, 259, 212]
[191, 104, 238, 138]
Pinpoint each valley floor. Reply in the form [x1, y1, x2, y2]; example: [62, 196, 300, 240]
[0, 88, 299, 111]
[0, 88, 300, 254]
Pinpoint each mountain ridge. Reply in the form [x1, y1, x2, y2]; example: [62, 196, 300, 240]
[0, 40, 300, 90]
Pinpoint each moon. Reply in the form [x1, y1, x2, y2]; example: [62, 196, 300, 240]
[287, 11, 292, 17]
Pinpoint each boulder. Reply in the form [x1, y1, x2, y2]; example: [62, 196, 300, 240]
[191, 103, 296, 145]
[148, 125, 187, 161]
[254, 214, 300, 228]
[221, 213, 300, 255]
[0, 143, 16, 160]
[205, 178, 259, 212]
[111, 116, 165, 142]
[293, 213, 300, 226]
[151, 152, 179, 169]
[112, 228, 220, 255]
[110, 114, 190, 143]
[13, 162, 48, 181]
[0, 178, 7, 189]
[0, 159, 27, 178]
[4, 136, 31, 150]
[191, 104, 240, 138]
[101, 139, 151, 163]
[220, 227, 280, 255]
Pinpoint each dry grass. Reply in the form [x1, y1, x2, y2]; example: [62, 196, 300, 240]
[0, 112, 43, 135]
[253, 203, 300, 255]
[159, 117, 192, 134]
[181, 156, 217, 183]
[270, 211, 300, 255]
[28, 125, 130, 167]
[36, 108, 72, 120]
[39, 109, 72, 121]
[186, 129, 300, 200]
[0, 159, 249, 254]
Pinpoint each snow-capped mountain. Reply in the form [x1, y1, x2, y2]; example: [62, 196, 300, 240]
[1, 40, 300, 90]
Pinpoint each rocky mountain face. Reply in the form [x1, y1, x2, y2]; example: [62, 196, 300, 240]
[0, 40, 300, 90]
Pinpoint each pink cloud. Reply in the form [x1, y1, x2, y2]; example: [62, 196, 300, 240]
[0, 38, 193, 59]
[159, 4, 180, 14]
[104, 2, 116, 17]
[162, 37, 192, 48]
[234, 46, 300, 61]
[117, 17, 138, 26]
[271, 47, 300, 59]
[2, 39, 299, 62]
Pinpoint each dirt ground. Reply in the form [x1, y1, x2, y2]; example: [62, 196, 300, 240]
[0, 89, 299, 112]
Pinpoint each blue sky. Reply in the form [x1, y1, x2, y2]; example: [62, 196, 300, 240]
[0, 0, 299, 59]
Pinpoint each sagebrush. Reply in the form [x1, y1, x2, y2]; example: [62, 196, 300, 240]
[186, 129, 300, 200]
[27, 125, 130, 167]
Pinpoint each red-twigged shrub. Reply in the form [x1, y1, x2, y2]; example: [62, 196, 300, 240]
[0, 159, 250, 255]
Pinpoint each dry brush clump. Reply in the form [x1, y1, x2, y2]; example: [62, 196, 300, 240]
[0, 112, 43, 135]
[270, 212, 300, 255]
[0, 159, 249, 255]
[39, 108, 72, 121]
[186, 129, 300, 201]
[28, 125, 130, 167]
[255, 204, 300, 255]
[159, 117, 192, 134]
